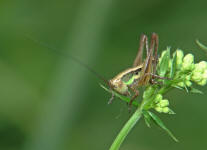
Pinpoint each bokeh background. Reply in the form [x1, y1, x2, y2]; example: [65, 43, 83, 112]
[0, 0, 207, 150]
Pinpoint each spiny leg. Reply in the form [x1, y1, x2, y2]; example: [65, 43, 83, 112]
[138, 36, 154, 85]
[150, 79, 163, 85]
[143, 73, 171, 80]
[127, 85, 139, 111]
[151, 73, 171, 80]
[139, 33, 159, 85]
[150, 73, 172, 85]
[140, 72, 171, 85]
[108, 92, 115, 104]
[133, 34, 149, 67]
[150, 33, 159, 76]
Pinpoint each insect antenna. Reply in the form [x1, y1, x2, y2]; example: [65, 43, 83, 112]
[26, 36, 110, 86]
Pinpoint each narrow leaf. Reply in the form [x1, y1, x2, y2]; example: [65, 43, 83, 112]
[184, 86, 189, 93]
[172, 85, 184, 90]
[148, 111, 179, 142]
[170, 52, 177, 78]
[168, 108, 176, 115]
[190, 87, 203, 94]
[143, 111, 152, 128]
[159, 47, 170, 77]
[100, 84, 139, 107]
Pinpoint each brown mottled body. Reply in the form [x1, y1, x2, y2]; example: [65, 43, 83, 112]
[109, 65, 143, 96]
[108, 33, 161, 107]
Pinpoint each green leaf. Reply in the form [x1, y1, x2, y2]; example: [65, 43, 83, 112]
[168, 108, 176, 115]
[170, 52, 177, 78]
[184, 86, 189, 93]
[159, 47, 171, 77]
[172, 85, 184, 90]
[189, 87, 203, 94]
[143, 110, 152, 128]
[148, 111, 179, 142]
[100, 84, 139, 107]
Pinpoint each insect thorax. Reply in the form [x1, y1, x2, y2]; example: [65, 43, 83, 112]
[109, 65, 143, 95]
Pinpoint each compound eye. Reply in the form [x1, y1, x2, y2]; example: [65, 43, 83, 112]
[134, 68, 142, 75]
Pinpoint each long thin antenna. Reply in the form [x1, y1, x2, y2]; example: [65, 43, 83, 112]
[26, 36, 110, 86]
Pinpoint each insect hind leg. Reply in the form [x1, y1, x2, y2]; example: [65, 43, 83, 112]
[150, 33, 159, 75]
[133, 34, 149, 67]
[127, 85, 139, 111]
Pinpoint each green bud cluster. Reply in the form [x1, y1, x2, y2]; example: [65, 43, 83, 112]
[153, 94, 170, 113]
[191, 61, 207, 86]
[152, 48, 207, 114]
[171, 50, 207, 87]
[182, 54, 195, 71]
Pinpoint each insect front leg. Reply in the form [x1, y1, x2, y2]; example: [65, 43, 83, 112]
[149, 73, 172, 85]
[140, 72, 171, 85]
[127, 85, 139, 111]
[108, 92, 115, 104]
[150, 73, 171, 80]
[142, 73, 171, 80]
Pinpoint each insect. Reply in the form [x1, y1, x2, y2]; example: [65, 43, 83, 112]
[29, 33, 165, 108]
[108, 33, 166, 108]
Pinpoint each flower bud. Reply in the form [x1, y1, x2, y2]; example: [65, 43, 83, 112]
[154, 94, 163, 103]
[168, 59, 172, 69]
[197, 79, 207, 86]
[192, 71, 203, 82]
[182, 54, 194, 70]
[177, 81, 185, 87]
[203, 70, 207, 79]
[160, 99, 169, 107]
[185, 80, 192, 87]
[176, 50, 184, 68]
[195, 61, 207, 72]
[185, 75, 191, 81]
[192, 61, 207, 85]
[155, 107, 163, 113]
[163, 107, 170, 113]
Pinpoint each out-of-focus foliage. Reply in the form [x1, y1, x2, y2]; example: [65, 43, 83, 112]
[0, 0, 207, 150]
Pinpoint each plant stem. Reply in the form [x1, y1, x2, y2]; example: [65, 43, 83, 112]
[109, 103, 144, 150]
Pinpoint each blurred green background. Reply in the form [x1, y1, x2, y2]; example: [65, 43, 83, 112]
[0, 0, 207, 150]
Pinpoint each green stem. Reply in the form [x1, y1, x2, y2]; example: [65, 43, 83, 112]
[109, 103, 144, 150]
[108, 86, 172, 150]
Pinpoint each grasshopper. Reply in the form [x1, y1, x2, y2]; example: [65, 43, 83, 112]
[108, 33, 166, 107]
[29, 33, 165, 108]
